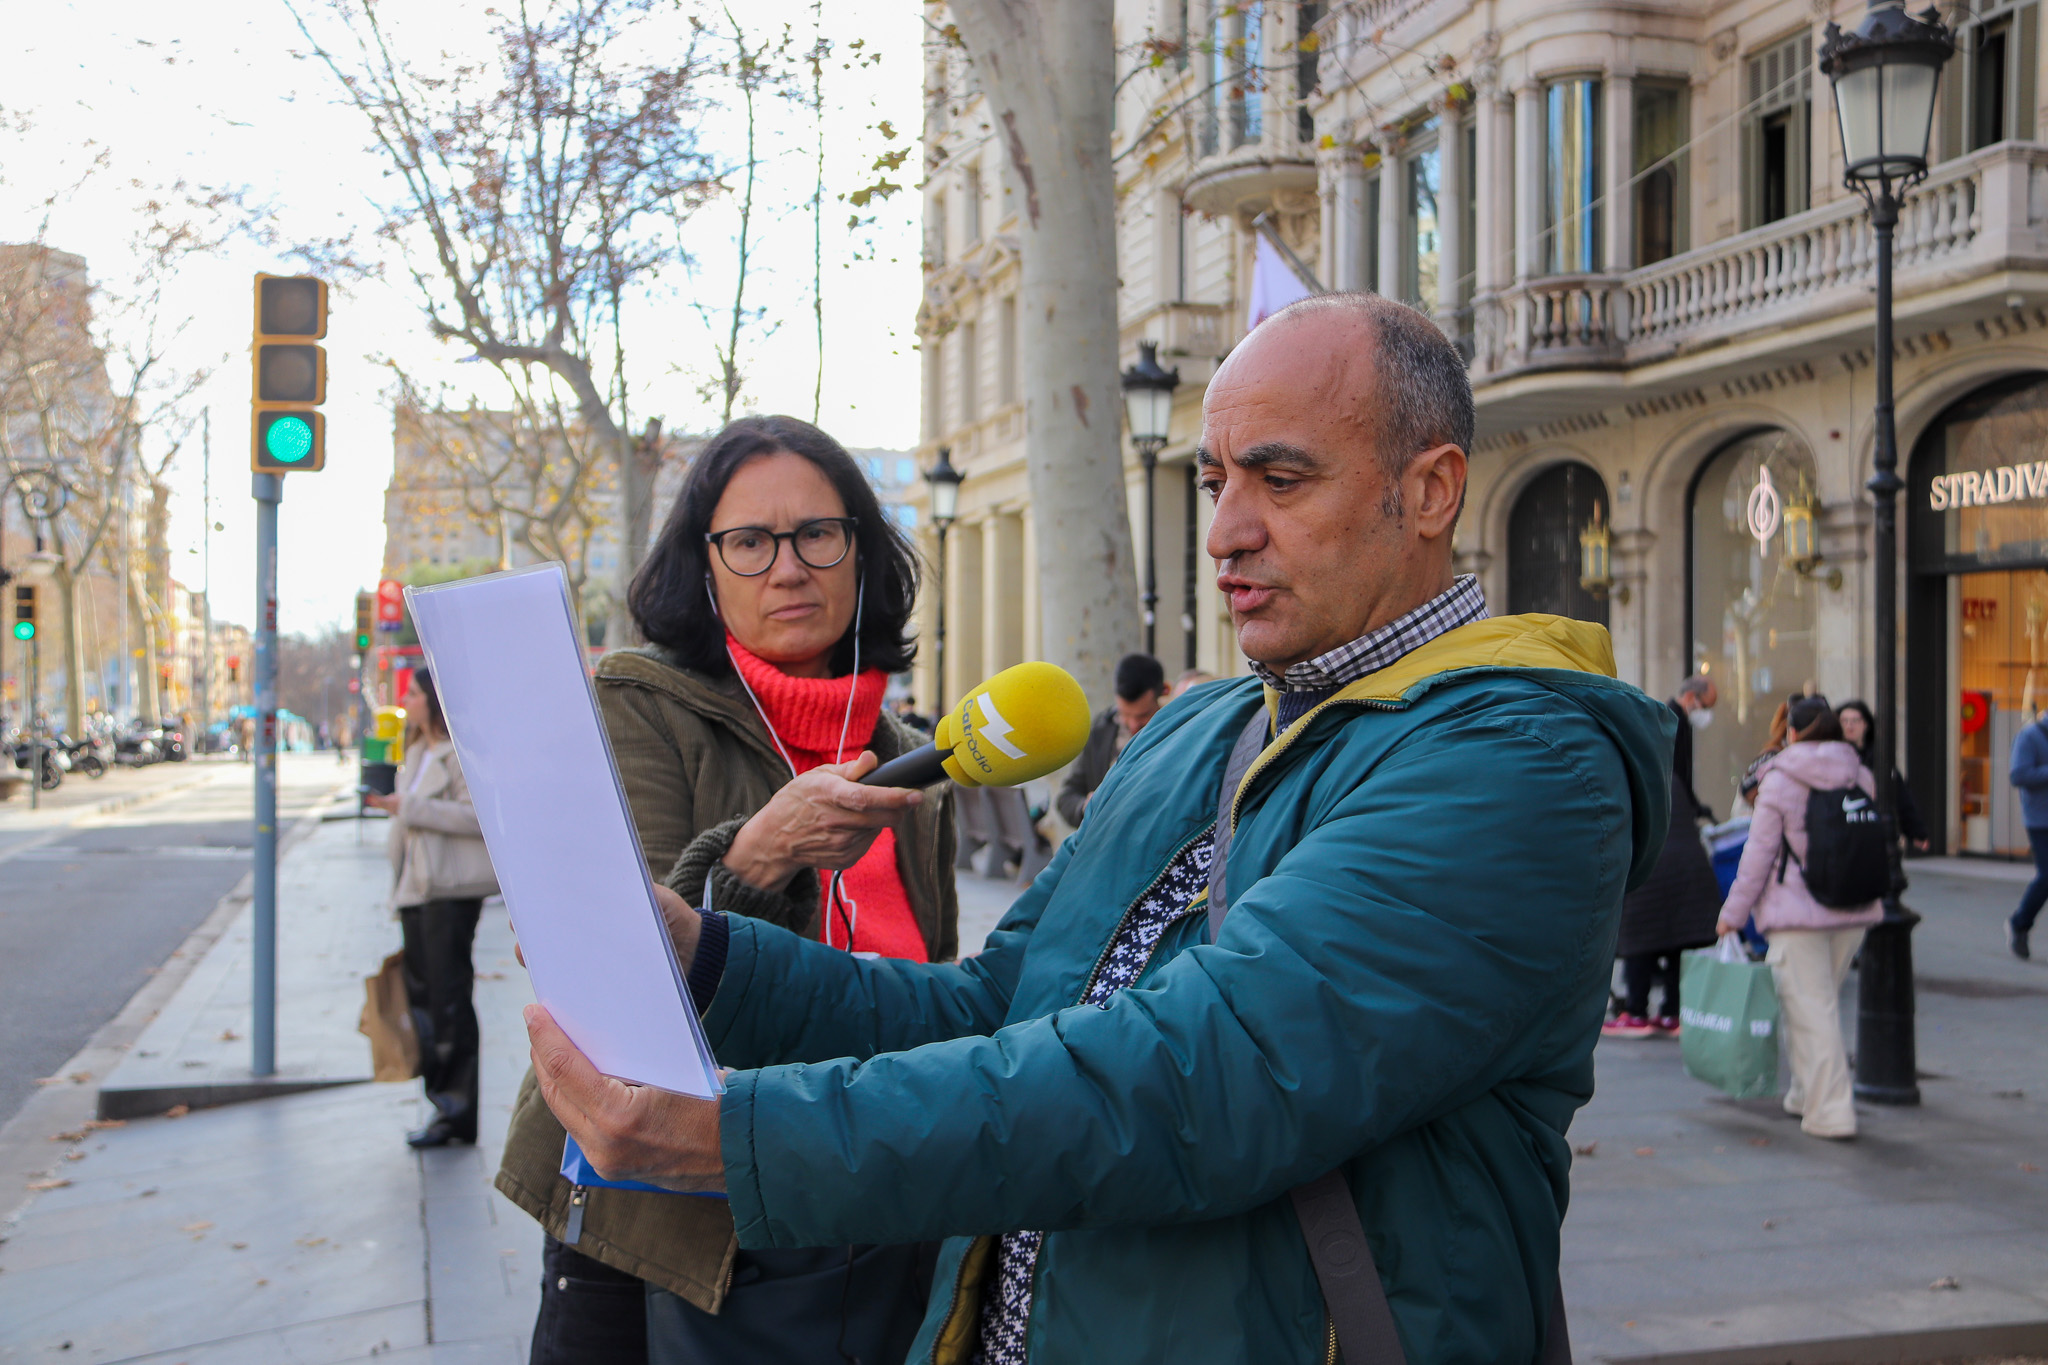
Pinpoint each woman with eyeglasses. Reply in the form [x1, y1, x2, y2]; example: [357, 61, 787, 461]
[498, 416, 957, 1365]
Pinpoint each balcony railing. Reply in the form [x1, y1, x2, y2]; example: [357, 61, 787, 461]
[1470, 141, 2048, 383]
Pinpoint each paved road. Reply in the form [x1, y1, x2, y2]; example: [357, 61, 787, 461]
[0, 754, 351, 1128]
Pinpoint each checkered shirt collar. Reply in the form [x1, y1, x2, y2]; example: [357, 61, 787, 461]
[1247, 574, 1490, 693]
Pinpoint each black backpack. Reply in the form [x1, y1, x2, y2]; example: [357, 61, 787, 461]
[1778, 784, 1892, 908]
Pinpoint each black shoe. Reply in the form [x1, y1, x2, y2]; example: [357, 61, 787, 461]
[406, 1117, 476, 1148]
[2010, 921, 2032, 961]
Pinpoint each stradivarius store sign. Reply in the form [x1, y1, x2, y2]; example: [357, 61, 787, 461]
[1929, 461, 2048, 509]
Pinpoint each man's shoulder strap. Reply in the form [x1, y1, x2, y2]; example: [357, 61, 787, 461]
[1206, 705, 1271, 939]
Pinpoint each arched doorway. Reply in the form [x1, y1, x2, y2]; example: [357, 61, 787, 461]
[1506, 461, 1611, 624]
[1906, 372, 2048, 855]
[1688, 428, 1821, 814]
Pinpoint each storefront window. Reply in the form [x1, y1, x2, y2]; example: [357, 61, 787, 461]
[1908, 373, 2048, 856]
[1690, 429, 1823, 813]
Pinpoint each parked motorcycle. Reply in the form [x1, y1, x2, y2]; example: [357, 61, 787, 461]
[12, 738, 67, 790]
[59, 733, 110, 779]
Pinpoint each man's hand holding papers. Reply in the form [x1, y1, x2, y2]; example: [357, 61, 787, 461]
[526, 1003, 728, 1194]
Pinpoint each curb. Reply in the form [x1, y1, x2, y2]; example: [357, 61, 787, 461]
[0, 782, 347, 1226]
[1601, 1317, 2048, 1364]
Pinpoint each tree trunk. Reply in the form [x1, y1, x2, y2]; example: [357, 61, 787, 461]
[946, 0, 1139, 704]
[131, 569, 161, 721]
[56, 565, 84, 736]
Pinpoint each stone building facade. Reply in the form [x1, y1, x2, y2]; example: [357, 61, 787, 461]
[917, 0, 2048, 854]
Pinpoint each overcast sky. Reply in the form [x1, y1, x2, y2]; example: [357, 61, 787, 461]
[0, 0, 925, 636]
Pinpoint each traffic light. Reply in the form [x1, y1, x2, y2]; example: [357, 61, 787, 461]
[251, 274, 328, 473]
[11, 584, 36, 642]
[355, 590, 374, 651]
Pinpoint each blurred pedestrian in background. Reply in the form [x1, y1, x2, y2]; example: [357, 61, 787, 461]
[2005, 704, 2048, 959]
[1056, 652, 1169, 824]
[1606, 674, 1722, 1037]
[496, 416, 954, 1365]
[1836, 699, 1928, 853]
[364, 669, 497, 1149]
[1717, 695, 1882, 1140]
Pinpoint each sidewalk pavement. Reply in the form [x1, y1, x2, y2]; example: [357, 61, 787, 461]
[2, 817, 2042, 1363]
[0, 800, 541, 1364]
[1564, 858, 2048, 1362]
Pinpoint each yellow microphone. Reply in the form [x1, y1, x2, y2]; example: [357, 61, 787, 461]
[861, 661, 1092, 788]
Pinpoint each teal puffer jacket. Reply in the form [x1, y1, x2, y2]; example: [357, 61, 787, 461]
[703, 616, 1674, 1364]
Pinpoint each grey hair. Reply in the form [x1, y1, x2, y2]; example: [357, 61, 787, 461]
[1268, 292, 1476, 480]
[1677, 674, 1715, 702]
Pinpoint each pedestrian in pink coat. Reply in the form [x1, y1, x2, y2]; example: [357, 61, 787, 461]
[1717, 696, 1882, 1140]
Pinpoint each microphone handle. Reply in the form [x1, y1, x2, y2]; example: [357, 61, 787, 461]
[860, 743, 952, 788]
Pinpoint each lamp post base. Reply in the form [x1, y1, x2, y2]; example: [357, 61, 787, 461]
[1853, 899, 1922, 1106]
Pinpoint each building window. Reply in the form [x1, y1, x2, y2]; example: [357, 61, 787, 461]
[959, 322, 980, 424]
[1742, 34, 1810, 229]
[1206, 1, 1264, 153]
[1543, 78, 1602, 275]
[1943, 1, 2038, 157]
[1634, 81, 1689, 265]
[929, 193, 948, 266]
[1297, 3, 1321, 143]
[1401, 119, 1441, 310]
[1364, 171, 1381, 292]
[924, 335, 943, 441]
[1689, 428, 1822, 811]
[997, 296, 1018, 405]
[963, 165, 983, 244]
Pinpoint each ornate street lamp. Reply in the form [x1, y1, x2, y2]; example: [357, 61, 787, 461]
[924, 447, 964, 707]
[1120, 340, 1180, 656]
[1820, 0, 1953, 1107]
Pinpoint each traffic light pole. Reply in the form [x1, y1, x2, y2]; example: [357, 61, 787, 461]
[252, 472, 281, 1078]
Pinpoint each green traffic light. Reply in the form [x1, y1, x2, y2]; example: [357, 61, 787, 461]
[356, 633, 371, 650]
[11, 620, 32, 642]
[265, 414, 314, 464]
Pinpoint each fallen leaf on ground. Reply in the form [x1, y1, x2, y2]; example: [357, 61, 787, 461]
[48, 1131, 86, 1143]
[83, 1119, 124, 1131]
[138, 1188, 159, 1197]
[1633, 1147, 1655, 1158]
[163, 1105, 189, 1119]
[181, 1221, 213, 1233]
[1623, 1321, 1637, 1329]
[296, 1235, 327, 1247]
[217, 1030, 239, 1042]
[2021, 1163, 2041, 1174]
[1762, 1219, 1776, 1229]
[67, 1072, 91, 1084]
[255, 1278, 268, 1287]
[1749, 1137, 1771, 1147]
[231, 1242, 248, 1250]
[1572, 1141, 1598, 1157]
[62, 1152, 84, 1163]
[25, 1179, 70, 1191]
[1930, 1275, 1960, 1290]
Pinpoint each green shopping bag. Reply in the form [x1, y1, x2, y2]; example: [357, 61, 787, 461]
[1678, 938, 1780, 1099]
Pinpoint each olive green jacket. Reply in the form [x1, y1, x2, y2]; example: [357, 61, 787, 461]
[493, 646, 958, 1310]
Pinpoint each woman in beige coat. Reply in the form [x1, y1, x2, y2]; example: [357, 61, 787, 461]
[366, 669, 497, 1148]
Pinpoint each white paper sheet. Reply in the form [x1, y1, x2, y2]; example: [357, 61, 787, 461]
[407, 564, 721, 1099]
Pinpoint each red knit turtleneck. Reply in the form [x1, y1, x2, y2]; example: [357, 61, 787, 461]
[726, 634, 927, 961]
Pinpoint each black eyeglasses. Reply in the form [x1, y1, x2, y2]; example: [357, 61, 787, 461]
[704, 517, 857, 577]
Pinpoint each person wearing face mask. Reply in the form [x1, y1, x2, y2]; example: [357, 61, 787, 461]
[1606, 674, 1723, 1037]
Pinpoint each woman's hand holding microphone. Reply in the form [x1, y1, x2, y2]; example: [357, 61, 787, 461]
[721, 750, 923, 892]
